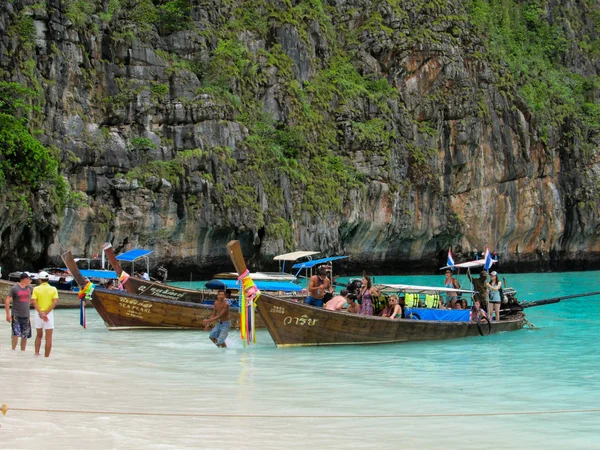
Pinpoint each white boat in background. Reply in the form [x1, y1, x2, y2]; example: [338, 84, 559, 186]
[213, 250, 321, 282]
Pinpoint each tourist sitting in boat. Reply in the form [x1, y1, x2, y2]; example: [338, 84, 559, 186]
[468, 270, 489, 310]
[305, 266, 331, 308]
[470, 299, 488, 323]
[346, 294, 360, 314]
[486, 271, 502, 321]
[443, 269, 461, 307]
[380, 295, 403, 319]
[358, 275, 379, 315]
[325, 289, 349, 311]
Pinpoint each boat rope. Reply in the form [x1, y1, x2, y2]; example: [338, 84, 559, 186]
[2, 404, 599, 419]
[523, 317, 536, 328]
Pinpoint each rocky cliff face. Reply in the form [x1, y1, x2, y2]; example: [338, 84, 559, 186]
[0, 0, 599, 276]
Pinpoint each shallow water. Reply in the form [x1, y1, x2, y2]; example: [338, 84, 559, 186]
[1, 271, 600, 449]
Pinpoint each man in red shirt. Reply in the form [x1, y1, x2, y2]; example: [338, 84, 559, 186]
[5, 273, 33, 351]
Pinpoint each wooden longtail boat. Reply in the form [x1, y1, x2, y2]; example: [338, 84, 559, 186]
[226, 240, 600, 348]
[253, 294, 525, 347]
[61, 251, 264, 330]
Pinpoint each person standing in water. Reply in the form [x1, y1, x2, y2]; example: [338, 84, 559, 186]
[5, 273, 33, 351]
[203, 290, 230, 348]
[31, 271, 59, 357]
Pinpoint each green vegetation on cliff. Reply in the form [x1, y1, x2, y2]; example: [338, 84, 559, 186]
[468, 0, 600, 148]
[0, 82, 67, 216]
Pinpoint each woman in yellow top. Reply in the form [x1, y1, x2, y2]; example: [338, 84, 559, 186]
[31, 271, 59, 357]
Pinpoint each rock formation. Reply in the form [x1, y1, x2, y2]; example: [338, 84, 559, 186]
[0, 0, 599, 276]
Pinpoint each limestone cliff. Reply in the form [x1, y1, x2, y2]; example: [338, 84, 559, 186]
[0, 0, 599, 276]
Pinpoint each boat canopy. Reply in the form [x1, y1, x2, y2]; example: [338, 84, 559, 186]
[212, 272, 296, 281]
[292, 256, 348, 269]
[117, 249, 153, 262]
[440, 259, 497, 270]
[273, 251, 319, 261]
[205, 279, 303, 292]
[79, 269, 119, 280]
[379, 284, 476, 295]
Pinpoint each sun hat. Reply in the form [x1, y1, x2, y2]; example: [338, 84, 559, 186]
[490, 271, 498, 276]
[38, 271, 50, 280]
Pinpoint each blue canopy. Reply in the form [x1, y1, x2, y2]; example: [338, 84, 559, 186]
[116, 249, 153, 262]
[205, 279, 303, 292]
[406, 308, 471, 322]
[79, 269, 118, 280]
[292, 255, 348, 269]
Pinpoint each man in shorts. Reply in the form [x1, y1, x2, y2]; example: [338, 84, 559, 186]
[305, 266, 331, 307]
[202, 290, 230, 348]
[31, 271, 59, 357]
[5, 272, 33, 351]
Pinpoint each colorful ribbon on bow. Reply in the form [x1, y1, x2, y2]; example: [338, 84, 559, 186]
[237, 269, 261, 346]
[78, 281, 95, 329]
[118, 271, 130, 290]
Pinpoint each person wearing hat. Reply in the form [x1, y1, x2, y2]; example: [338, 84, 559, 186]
[4, 273, 33, 351]
[31, 271, 59, 357]
[486, 271, 502, 321]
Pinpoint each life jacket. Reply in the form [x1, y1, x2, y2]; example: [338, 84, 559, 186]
[425, 293, 440, 308]
[405, 293, 420, 307]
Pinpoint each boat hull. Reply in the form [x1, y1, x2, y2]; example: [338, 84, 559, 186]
[90, 288, 264, 330]
[255, 293, 525, 347]
[123, 276, 207, 303]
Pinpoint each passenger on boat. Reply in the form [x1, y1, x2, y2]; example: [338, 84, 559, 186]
[358, 275, 378, 316]
[468, 270, 489, 310]
[325, 289, 349, 311]
[470, 300, 488, 323]
[202, 290, 231, 348]
[486, 271, 502, 321]
[346, 294, 360, 314]
[305, 266, 331, 308]
[141, 271, 150, 281]
[105, 280, 118, 290]
[443, 269, 461, 307]
[381, 295, 403, 319]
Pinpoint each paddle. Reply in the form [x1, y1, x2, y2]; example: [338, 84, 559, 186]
[520, 291, 600, 309]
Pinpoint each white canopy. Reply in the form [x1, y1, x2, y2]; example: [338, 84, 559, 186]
[379, 283, 476, 295]
[273, 251, 319, 261]
[440, 259, 497, 270]
[212, 272, 296, 281]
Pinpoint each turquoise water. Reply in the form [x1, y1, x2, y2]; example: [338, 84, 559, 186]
[1, 271, 599, 449]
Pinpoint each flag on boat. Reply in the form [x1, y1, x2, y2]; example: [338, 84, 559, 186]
[483, 247, 493, 271]
[447, 248, 455, 268]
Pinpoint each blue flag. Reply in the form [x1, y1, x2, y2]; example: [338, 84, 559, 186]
[447, 248, 455, 268]
[483, 247, 493, 271]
